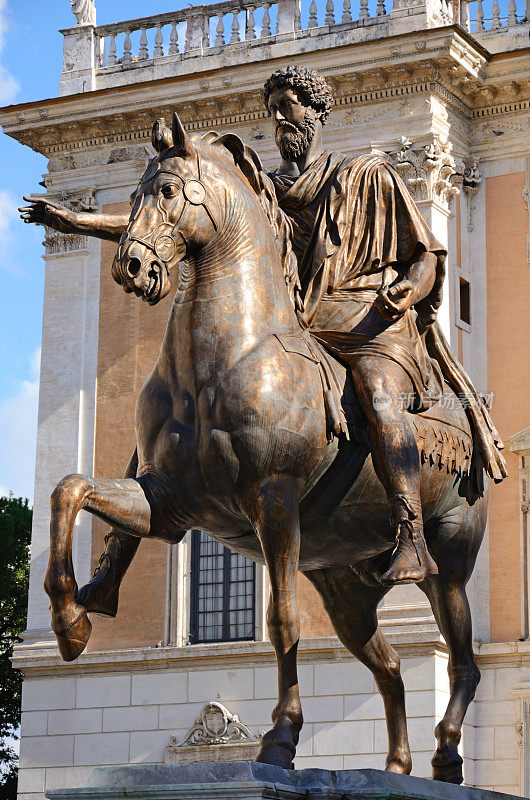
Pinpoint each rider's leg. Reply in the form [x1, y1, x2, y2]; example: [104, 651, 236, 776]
[350, 356, 438, 585]
[76, 451, 140, 617]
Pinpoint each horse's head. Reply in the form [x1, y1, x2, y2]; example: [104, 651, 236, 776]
[112, 114, 220, 305]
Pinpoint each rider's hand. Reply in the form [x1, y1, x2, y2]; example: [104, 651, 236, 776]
[375, 280, 415, 321]
[19, 197, 78, 234]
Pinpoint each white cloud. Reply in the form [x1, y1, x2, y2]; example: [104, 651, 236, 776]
[0, 189, 28, 276]
[0, 348, 40, 502]
[0, 1, 20, 105]
[0, 189, 18, 243]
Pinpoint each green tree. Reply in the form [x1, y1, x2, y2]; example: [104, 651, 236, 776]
[0, 496, 32, 798]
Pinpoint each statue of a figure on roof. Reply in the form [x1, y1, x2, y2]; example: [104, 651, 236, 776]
[71, 0, 96, 26]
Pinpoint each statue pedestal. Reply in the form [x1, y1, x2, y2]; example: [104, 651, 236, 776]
[46, 762, 523, 800]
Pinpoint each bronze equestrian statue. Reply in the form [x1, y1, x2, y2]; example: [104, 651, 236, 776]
[21, 67, 506, 785]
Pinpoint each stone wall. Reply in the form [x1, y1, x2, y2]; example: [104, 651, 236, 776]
[15, 638, 530, 798]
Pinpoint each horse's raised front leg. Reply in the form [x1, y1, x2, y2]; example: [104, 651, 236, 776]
[420, 574, 480, 784]
[250, 475, 302, 769]
[305, 565, 412, 775]
[76, 450, 141, 617]
[44, 473, 154, 662]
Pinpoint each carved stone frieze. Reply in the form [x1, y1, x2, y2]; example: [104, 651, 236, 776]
[44, 229, 87, 255]
[389, 136, 461, 209]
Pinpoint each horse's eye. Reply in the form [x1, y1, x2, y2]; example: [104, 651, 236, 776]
[161, 184, 178, 199]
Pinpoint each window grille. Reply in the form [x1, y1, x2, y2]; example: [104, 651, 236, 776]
[189, 529, 255, 644]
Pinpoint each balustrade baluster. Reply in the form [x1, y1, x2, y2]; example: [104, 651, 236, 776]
[122, 30, 132, 64]
[508, 0, 517, 25]
[230, 11, 241, 43]
[107, 33, 117, 65]
[139, 28, 149, 60]
[491, 0, 501, 27]
[377, 0, 385, 15]
[359, 0, 369, 19]
[203, 17, 211, 49]
[475, 0, 484, 29]
[169, 21, 179, 53]
[154, 23, 164, 56]
[342, 0, 352, 23]
[261, 4, 272, 35]
[325, 0, 334, 24]
[462, 0, 471, 30]
[215, 14, 225, 45]
[295, 1, 301, 29]
[308, 0, 318, 26]
[246, 7, 256, 39]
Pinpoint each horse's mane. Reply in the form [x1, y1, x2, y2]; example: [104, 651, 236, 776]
[197, 131, 302, 310]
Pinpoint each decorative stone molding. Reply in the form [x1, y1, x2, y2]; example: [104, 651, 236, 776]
[163, 702, 263, 764]
[390, 136, 461, 209]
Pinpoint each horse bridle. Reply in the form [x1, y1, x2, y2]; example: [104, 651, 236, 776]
[117, 151, 218, 269]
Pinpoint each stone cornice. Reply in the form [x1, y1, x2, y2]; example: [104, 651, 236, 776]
[1, 27, 513, 158]
[12, 632, 530, 678]
[12, 632, 448, 678]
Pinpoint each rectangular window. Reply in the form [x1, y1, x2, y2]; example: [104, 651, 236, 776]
[459, 278, 471, 325]
[189, 530, 255, 644]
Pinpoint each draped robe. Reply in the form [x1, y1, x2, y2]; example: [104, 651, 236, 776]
[270, 152, 446, 404]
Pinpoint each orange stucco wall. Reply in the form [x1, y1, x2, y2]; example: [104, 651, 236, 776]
[486, 172, 529, 642]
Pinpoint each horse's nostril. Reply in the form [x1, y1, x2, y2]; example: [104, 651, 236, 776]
[127, 258, 142, 277]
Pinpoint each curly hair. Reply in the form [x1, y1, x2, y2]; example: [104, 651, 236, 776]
[263, 66, 334, 125]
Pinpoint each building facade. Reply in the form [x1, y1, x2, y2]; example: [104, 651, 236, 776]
[1, 0, 529, 795]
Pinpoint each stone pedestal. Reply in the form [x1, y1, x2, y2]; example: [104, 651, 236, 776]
[46, 762, 523, 800]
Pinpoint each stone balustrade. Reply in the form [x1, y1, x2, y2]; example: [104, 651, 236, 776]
[92, 0, 422, 72]
[464, 0, 528, 31]
[91, 0, 527, 74]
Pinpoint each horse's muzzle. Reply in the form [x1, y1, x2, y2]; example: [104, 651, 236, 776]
[112, 240, 172, 305]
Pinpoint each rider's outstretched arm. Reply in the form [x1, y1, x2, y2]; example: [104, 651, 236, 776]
[19, 197, 129, 243]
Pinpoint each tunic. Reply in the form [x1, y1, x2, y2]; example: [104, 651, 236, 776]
[269, 151, 447, 405]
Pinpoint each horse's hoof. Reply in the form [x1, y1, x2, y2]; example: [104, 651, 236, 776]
[432, 751, 463, 784]
[255, 730, 295, 770]
[386, 755, 412, 775]
[52, 606, 92, 662]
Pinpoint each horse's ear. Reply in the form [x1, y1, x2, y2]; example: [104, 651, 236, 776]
[172, 112, 195, 157]
[152, 118, 173, 153]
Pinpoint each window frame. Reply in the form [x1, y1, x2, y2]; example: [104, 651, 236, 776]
[189, 529, 256, 645]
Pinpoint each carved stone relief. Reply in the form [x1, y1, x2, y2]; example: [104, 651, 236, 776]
[43, 187, 97, 254]
[389, 136, 461, 209]
[163, 702, 264, 765]
[460, 157, 482, 232]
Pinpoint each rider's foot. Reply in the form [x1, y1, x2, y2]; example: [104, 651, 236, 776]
[76, 532, 137, 617]
[380, 495, 438, 586]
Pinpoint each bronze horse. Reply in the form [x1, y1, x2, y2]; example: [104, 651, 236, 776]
[45, 115, 489, 784]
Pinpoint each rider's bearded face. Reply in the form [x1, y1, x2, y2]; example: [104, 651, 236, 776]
[268, 87, 318, 162]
